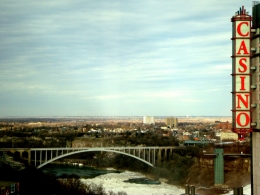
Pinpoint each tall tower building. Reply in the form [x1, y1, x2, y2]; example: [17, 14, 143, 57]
[165, 117, 178, 127]
[251, 2, 260, 194]
[230, 5, 260, 194]
[251, 2, 260, 130]
[232, 3, 260, 194]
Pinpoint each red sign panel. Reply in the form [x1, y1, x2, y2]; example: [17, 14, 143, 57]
[231, 7, 252, 140]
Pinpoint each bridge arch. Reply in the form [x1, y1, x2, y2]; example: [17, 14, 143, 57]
[13, 151, 21, 160]
[37, 149, 154, 169]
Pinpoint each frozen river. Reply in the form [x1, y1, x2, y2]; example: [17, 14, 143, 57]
[42, 164, 184, 194]
[42, 164, 251, 195]
[81, 170, 184, 195]
[224, 185, 251, 195]
[81, 170, 252, 195]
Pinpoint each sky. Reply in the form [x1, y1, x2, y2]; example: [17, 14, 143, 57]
[0, 1, 253, 117]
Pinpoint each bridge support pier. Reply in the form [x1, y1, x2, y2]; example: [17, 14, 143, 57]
[27, 150, 31, 165]
[157, 149, 162, 165]
[214, 148, 224, 185]
[19, 151, 22, 159]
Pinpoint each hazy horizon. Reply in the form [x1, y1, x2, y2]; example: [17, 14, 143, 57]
[0, 115, 232, 118]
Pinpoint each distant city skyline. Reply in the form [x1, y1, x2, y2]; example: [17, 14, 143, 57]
[0, 1, 252, 117]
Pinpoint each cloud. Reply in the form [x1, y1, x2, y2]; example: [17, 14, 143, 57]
[0, 0, 251, 116]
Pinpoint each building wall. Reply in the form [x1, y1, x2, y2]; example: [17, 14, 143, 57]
[251, 28, 260, 130]
[215, 121, 232, 130]
[252, 132, 260, 194]
[220, 131, 238, 141]
[165, 117, 178, 127]
[251, 4, 260, 194]
[143, 116, 155, 124]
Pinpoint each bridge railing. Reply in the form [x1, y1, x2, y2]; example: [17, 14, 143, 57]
[1, 146, 177, 168]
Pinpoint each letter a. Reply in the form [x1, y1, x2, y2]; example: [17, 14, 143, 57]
[237, 40, 249, 54]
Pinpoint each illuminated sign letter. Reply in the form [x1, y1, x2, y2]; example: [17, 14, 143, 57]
[236, 94, 249, 108]
[238, 58, 248, 72]
[237, 22, 249, 36]
[237, 40, 249, 54]
[236, 112, 250, 127]
[239, 76, 246, 90]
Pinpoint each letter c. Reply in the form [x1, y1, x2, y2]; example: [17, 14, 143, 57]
[237, 22, 249, 37]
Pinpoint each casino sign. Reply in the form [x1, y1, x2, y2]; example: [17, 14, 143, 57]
[231, 6, 252, 140]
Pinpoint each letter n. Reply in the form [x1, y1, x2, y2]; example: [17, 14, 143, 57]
[236, 94, 249, 108]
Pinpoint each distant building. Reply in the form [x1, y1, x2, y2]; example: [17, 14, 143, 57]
[165, 117, 178, 127]
[143, 116, 155, 125]
[215, 121, 231, 130]
[220, 130, 238, 141]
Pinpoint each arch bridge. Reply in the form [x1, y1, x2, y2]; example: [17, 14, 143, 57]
[1, 146, 176, 168]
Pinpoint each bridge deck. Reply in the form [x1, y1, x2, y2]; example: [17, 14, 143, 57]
[1, 146, 176, 168]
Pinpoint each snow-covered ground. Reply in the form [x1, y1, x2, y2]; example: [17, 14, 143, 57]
[242, 185, 251, 194]
[81, 170, 184, 195]
[81, 170, 252, 195]
[224, 184, 251, 195]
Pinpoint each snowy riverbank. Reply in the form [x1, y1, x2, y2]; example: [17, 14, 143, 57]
[81, 170, 184, 195]
[224, 184, 251, 195]
[81, 169, 252, 195]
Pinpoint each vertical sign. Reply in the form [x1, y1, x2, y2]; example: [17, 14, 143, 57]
[231, 6, 252, 140]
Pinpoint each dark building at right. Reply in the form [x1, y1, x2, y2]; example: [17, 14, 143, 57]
[231, 2, 260, 194]
[250, 1, 260, 194]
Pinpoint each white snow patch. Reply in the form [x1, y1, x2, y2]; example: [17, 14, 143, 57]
[224, 184, 251, 195]
[81, 171, 184, 195]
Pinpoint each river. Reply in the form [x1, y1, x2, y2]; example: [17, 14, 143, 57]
[42, 164, 184, 195]
[42, 163, 121, 178]
[42, 164, 253, 195]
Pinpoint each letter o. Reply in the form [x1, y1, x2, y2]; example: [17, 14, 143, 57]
[236, 112, 250, 127]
